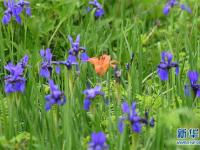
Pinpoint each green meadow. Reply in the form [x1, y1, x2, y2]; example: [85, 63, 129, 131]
[0, 0, 200, 149]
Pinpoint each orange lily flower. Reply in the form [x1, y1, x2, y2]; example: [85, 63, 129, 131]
[88, 54, 117, 76]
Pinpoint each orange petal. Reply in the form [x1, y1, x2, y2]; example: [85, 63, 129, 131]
[88, 57, 99, 65]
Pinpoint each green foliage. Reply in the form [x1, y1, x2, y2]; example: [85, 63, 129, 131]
[0, 0, 200, 150]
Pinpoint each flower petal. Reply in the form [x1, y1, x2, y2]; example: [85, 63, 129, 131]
[121, 102, 130, 113]
[84, 99, 91, 110]
[157, 68, 168, 80]
[80, 52, 89, 62]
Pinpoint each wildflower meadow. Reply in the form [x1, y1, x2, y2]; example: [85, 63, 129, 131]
[0, 0, 200, 149]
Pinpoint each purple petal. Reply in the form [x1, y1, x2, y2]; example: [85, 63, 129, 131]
[45, 48, 52, 61]
[18, 80, 26, 92]
[45, 102, 52, 111]
[94, 86, 101, 92]
[48, 79, 58, 91]
[40, 49, 45, 57]
[121, 102, 130, 113]
[40, 67, 50, 78]
[76, 34, 80, 43]
[19, 55, 29, 68]
[161, 51, 167, 62]
[67, 55, 78, 64]
[165, 52, 173, 64]
[15, 6, 23, 15]
[175, 66, 179, 75]
[4, 0, 8, 7]
[83, 88, 89, 95]
[55, 65, 60, 74]
[131, 102, 136, 113]
[80, 52, 89, 62]
[95, 8, 104, 18]
[14, 14, 21, 24]
[91, 132, 106, 145]
[83, 99, 91, 110]
[157, 68, 168, 81]
[188, 71, 199, 85]
[163, 5, 170, 15]
[132, 122, 142, 133]
[26, 7, 31, 16]
[5, 83, 13, 93]
[180, 4, 192, 14]
[57, 96, 67, 105]
[68, 35, 73, 45]
[118, 117, 125, 133]
[2, 13, 11, 24]
[4, 62, 15, 72]
[196, 89, 200, 97]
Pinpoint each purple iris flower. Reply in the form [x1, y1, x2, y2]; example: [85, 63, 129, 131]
[45, 79, 66, 111]
[39, 46, 86, 76]
[68, 35, 88, 60]
[163, 0, 191, 15]
[185, 71, 200, 97]
[157, 51, 179, 81]
[4, 55, 28, 93]
[40, 48, 53, 78]
[89, 0, 104, 18]
[83, 86, 104, 110]
[57, 54, 78, 70]
[66, 34, 89, 71]
[68, 34, 81, 55]
[88, 132, 108, 150]
[2, 0, 31, 25]
[118, 102, 142, 133]
[118, 102, 154, 133]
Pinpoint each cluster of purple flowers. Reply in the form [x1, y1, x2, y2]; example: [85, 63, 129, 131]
[88, 0, 104, 18]
[118, 102, 154, 133]
[163, 0, 191, 15]
[88, 132, 108, 150]
[4, 55, 28, 93]
[157, 51, 200, 98]
[157, 51, 179, 81]
[83, 86, 104, 110]
[39, 48, 66, 110]
[40, 35, 89, 78]
[39, 35, 89, 110]
[2, 0, 31, 24]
